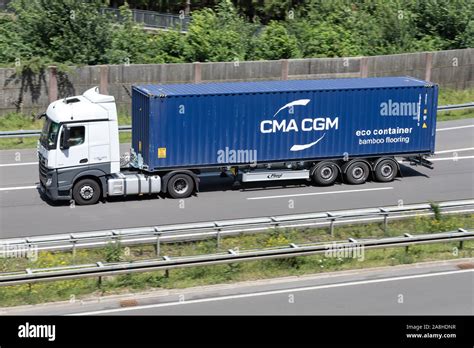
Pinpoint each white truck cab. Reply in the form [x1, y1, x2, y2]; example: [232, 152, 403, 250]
[38, 87, 155, 204]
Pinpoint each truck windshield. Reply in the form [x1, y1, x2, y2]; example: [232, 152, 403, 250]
[40, 118, 60, 150]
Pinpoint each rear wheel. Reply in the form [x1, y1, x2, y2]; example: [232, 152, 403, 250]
[167, 174, 194, 199]
[344, 161, 370, 185]
[374, 158, 397, 182]
[73, 178, 101, 205]
[312, 161, 339, 186]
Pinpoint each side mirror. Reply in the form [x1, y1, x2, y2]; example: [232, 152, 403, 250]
[60, 126, 70, 150]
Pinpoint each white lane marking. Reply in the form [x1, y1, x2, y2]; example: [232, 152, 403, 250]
[71, 269, 473, 316]
[430, 156, 474, 162]
[437, 125, 474, 132]
[435, 147, 474, 154]
[0, 185, 38, 191]
[246, 187, 393, 200]
[0, 162, 37, 167]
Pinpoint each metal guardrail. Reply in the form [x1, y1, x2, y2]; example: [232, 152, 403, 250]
[101, 7, 190, 30]
[1, 199, 472, 253]
[0, 103, 471, 139]
[437, 102, 474, 111]
[0, 229, 471, 286]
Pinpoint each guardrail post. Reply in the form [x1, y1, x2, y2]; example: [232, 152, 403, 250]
[71, 240, 77, 264]
[96, 262, 104, 289]
[403, 233, 412, 254]
[217, 229, 221, 250]
[154, 232, 161, 257]
[380, 208, 389, 235]
[327, 213, 335, 237]
[458, 228, 466, 250]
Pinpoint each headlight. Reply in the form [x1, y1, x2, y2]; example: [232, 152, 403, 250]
[46, 178, 52, 187]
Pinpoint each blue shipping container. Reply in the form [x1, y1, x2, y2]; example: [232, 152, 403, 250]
[131, 77, 438, 171]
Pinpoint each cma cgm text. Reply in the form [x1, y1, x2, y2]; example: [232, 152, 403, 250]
[260, 117, 339, 133]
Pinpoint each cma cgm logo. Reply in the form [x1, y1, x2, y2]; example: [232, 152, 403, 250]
[259, 99, 339, 151]
[380, 99, 420, 116]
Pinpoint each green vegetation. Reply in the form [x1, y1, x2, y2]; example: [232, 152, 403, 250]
[1, 0, 473, 70]
[437, 88, 474, 121]
[0, 213, 472, 307]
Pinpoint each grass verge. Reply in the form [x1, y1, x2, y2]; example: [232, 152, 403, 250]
[0, 213, 472, 307]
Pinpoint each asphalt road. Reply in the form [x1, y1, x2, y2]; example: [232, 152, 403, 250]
[0, 119, 473, 238]
[1, 259, 472, 315]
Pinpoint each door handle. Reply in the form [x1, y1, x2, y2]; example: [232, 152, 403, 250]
[80, 158, 88, 163]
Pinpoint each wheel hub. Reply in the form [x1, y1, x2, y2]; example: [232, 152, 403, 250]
[321, 166, 333, 179]
[352, 166, 364, 179]
[79, 185, 94, 200]
[174, 179, 189, 194]
[381, 164, 393, 177]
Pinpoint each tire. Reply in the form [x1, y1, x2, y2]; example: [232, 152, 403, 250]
[73, 178, 101, 205]
[344, 161, 370, 185]
[312, 162, 339, 186]
[374, 158, 397, 182]
[167, 174, 194, 199]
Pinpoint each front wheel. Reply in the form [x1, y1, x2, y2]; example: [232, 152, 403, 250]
[167, 174, 194, 199]
[73, 178, 101, 205]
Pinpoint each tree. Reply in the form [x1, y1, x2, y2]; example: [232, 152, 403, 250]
[150, 30, 188, 63]
[291, 20, 361, 58]
[184, 1, 253, 62]
[250, 21, 300, 60]
[105, 4, 156, 64]
[7, 0, 113, 66]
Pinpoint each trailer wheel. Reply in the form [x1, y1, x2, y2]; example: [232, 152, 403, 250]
[167, 174, 194, 199]
[344, 161, 370, 185]
[374, 158, 397, 182]
[73, 178, 101, 205]
[312, 162, 339, 186]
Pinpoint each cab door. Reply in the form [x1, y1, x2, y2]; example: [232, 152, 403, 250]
[56, 123, 89, 168]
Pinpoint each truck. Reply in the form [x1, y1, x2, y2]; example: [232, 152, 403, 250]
[37, 76, 438, 205]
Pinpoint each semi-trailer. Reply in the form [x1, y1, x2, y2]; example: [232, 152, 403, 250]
[38, 77, 438, 205]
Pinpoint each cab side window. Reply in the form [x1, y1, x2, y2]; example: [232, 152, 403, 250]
[62, 126, 85, 147]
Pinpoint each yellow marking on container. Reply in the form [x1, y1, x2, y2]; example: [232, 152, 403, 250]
[138, 141, 142, 152]
[423, 109, 427, 114]
[158, 147, 167, 158]
[422, 123, 427, 128]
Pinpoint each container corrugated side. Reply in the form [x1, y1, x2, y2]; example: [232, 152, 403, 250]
[132, 83, 437, 171]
